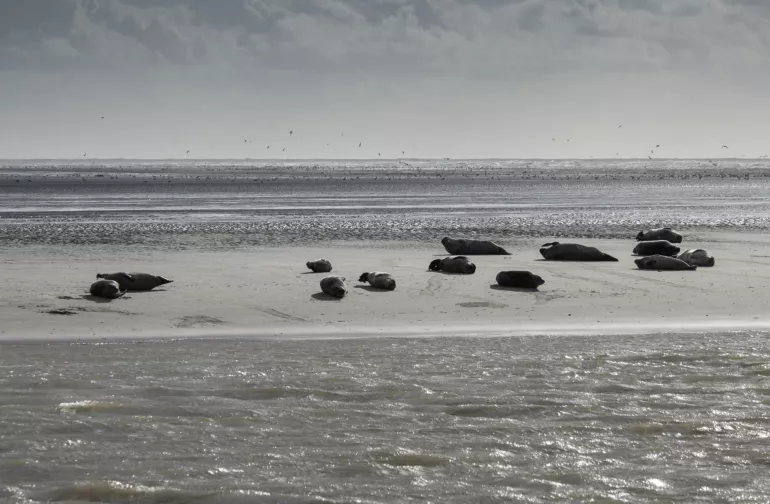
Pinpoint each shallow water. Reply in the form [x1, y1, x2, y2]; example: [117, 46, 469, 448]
[2, 333, 770, 503]
[2, 159, 770, 249]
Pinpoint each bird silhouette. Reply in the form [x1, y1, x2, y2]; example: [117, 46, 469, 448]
[722, 145, 729, 149]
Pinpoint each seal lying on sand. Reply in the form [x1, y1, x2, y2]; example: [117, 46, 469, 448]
[320, 276, 347, 298]
[539, 243, 618, 262]
[96, 272, 172, 291]
[636, 227, 683, 243]
[496, 271, 545, 289]
[306, 259, 332, 273]
[441, 237, 510, 255]
[632, 240, 680, 257]
[677, 249, 715, 267]
[358, 272, 396, 290]
[89, 279, 126, 299]
[429, 256, 477, 274]
[635, 255, 697, 271]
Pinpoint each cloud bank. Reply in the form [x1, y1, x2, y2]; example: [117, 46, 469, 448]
[1, 0, 769, 158]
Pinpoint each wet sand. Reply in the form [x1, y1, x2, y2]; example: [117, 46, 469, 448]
[2, 234, 769, 341]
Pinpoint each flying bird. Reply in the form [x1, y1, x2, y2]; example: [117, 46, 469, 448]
[618, 125, 622, 128]
[359, 142, 362, 148]
[722, 145, 729, 149]
[656, 144, 660, 147]
[267, 146, 270, 149]
[289, 130, 293, 135]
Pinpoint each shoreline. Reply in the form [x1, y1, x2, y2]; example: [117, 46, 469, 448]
[2, 236, 770, 342]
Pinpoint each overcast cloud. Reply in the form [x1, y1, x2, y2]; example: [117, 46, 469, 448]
[1, 0, 769, 159]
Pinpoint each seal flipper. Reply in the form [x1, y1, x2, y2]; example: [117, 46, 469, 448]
[541, 242, 559, 248]
[119, 272, 134, 281]
[602, 253, 619, 262]
[156, 276, 173, 285]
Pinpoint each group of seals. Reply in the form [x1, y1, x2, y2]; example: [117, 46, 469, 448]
[306, 258, 398, 299]
[88, 272, 173, 299]
[633, 227, 715, 271]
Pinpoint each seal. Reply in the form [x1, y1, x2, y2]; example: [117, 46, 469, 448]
[358, 272, 396, 290]
[306, 259, 332, 273]
[676, 249, 715, 267]
[428, 256, 477, 274]
[441, 237, 510, 255]
[96, 272, 173, 291]
[635, 255, 697, 271]
[632, 240, 680, 257]
[89, 279, 127, 299]
[495, 271, 545, 289]
[636, 227, 683, 243]
[320, 275, 347, 298]
[539, 242, 618, 261]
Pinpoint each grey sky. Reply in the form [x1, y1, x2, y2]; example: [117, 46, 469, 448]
[1, 0, 769, 159]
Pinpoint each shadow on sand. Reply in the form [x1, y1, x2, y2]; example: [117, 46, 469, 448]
[490, 284, 540, 293]
[311, 292, 343, 301]
[80, 294, 127, 303]
[354, 285, 393, 293]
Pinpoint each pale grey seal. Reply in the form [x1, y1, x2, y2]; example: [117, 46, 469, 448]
[441, 237, 510, 255]
[539, 242, 618, 262]
[635, 255, 697, 271]
[632, 240, 680, 257]
[89, 279, 126, 299]
[96, 272, 173, 291]
[306, 259, 332, 273]
[358, 272, 396, 290]
[636, 227, 683, 243]
[676, 249, 715, 267]
[320, 275, 347, 298]
[429, 256, 477, 274]
[496, 271, 545, 289]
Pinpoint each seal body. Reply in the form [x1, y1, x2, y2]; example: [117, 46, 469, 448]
[636, 227, 683, 243]
[306, 259, 332, 273]
[428, 256, 477, 274]
[539, 242, 618, 262]
[358, 272, 396, 290]
[320, 275, 347, 298]
[496, 271, 545, 289]
[632, 240, 680, 257]
[635, 255, 697, 271]
[441, 237, 510, 255]
[89, 279, 126, 299]
[96, 272, 172, 291]
[677, 249, 715, 267]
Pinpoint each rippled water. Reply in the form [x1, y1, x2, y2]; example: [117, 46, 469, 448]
[2, 334, 770, 503]
[2, 159, 770, 248]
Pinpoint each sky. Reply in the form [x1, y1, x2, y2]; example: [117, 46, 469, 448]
[1, 0, 769, 160]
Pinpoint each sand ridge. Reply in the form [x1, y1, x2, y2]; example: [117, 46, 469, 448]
[1, 235, 769, 341]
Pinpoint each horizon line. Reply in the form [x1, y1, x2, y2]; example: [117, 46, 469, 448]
[0, 157, 764, 163]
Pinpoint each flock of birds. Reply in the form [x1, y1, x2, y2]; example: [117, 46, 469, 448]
[84, 227, 713, 302]
[75, 116, 769, 161]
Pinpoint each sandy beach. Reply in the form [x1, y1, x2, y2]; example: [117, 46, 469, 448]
[3, 233, 770, 341]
